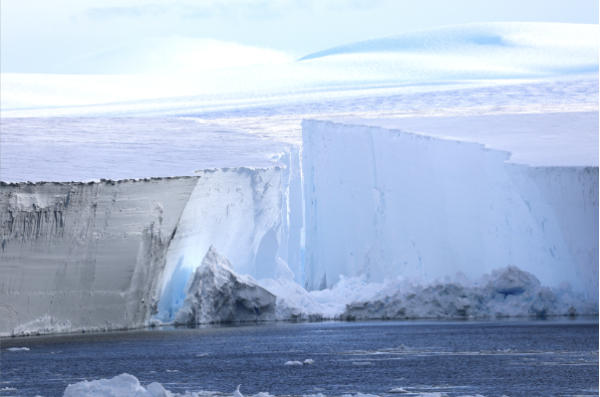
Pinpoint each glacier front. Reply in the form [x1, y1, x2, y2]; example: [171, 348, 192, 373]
[1, 22, 598, 335]
[302, 113, 599, 304]
[0, 158, 303, 336]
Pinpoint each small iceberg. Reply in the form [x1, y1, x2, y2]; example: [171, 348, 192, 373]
[234, 385, 244, 397]
[388, 387, 409, 393]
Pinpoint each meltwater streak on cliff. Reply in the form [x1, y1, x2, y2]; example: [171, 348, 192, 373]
[1, 23, 597, 118]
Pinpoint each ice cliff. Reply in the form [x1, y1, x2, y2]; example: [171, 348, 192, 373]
[302, 115, 599, 304]
[0, 151, 303, 336]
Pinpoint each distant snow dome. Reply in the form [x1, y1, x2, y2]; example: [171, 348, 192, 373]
[1, 23, 597, 118]
[299, 23, 599, 80]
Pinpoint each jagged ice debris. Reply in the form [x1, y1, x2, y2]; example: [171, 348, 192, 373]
[174, 246, 277, 324]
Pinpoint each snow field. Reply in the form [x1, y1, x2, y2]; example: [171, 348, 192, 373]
[2, 23, 598, 118]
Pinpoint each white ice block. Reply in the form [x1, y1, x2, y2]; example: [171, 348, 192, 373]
[302, 114, 598, 301]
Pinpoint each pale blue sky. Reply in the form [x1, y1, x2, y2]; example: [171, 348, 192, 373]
[2, 0, 598, 74]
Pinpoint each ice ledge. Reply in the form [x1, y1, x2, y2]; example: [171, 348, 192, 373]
[318, 111, 599, 167]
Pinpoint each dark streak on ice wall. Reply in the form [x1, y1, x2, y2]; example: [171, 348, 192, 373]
[0, 154, 303, 336]
[0, 177, 197, 336]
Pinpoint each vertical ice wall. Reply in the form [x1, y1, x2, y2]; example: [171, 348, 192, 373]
[0, 148, 304, 335]
[155, 152, 304, 322]
[0, 178, 198, 336]
[155, 167, 283, 321]
[276, 147, 304, 285]
[302, 120, 598, 300]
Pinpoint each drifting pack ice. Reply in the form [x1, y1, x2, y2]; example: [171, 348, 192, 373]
[1, 22, 598, 336]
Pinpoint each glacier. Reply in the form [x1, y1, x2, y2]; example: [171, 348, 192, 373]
[1, 22, 598, 336]
[0, 161, 303, 336]
[2, 23, 597, 118]
[302, 114, 598, 302]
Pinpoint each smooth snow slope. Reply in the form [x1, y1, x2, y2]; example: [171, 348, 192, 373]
[302, 118, 598, 301]
[300, 23, 598, 78]
[2, 23, 597, 118]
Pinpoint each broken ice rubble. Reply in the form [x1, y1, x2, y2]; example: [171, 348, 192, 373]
[164, 248, 597, 324]
[173, 246, 277, 324]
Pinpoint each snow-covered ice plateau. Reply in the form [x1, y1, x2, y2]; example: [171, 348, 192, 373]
[2, 23, 597, 118]
[0, 22, 598, 336]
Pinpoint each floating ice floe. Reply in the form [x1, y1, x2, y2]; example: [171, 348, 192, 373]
[59, 373, 527, 397]
[387, 388, 409, 394]
[284, 361, 303, 366]
[63, 374, 169, 397]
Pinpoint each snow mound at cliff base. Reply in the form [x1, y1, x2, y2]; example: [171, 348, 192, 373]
[158, 247, 597, 324]
[339, 266, 597, 320]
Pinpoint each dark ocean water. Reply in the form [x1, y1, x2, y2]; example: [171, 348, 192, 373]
[1, 318, 598, 397]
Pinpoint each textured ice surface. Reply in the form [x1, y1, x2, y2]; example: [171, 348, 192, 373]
[340, 266, 597, 320]
[155, 166, 290, 321]
[260, 266, 597, 321]
[170, 246, 276, 324]
[0, 177, 197, 336]
[0, 118, 289, 182]
[302, 119, 598, 301]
